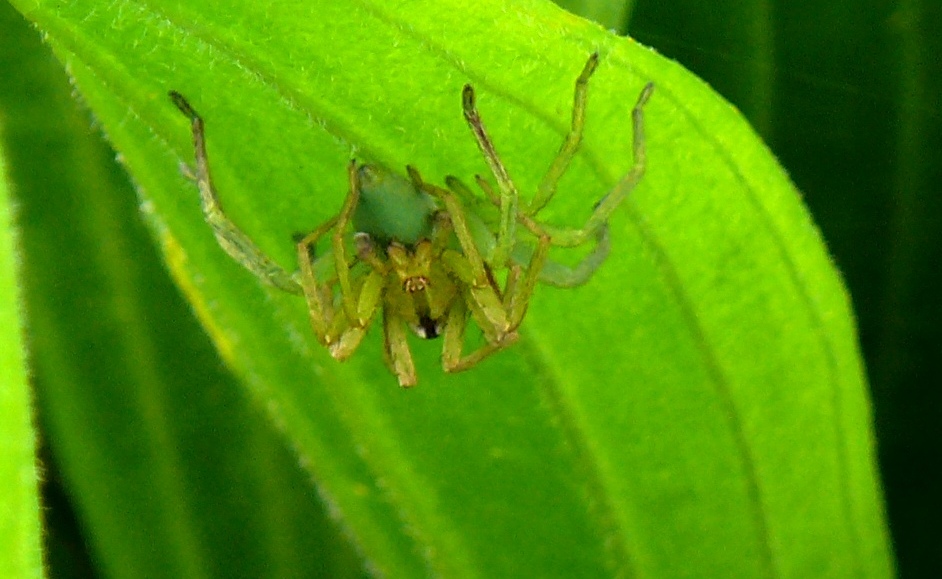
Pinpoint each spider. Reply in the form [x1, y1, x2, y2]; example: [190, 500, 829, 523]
[169, 53, 654, 387]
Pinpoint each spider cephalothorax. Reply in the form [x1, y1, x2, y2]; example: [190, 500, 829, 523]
[353, 230, 456, 339]
[290, 161, 530, 386]
[169, 52, 654, 386]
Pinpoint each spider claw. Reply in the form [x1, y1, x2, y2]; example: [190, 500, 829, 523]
[462, 84, 477, 115]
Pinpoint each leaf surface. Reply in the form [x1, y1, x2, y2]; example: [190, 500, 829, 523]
[7, 0, 893, 576]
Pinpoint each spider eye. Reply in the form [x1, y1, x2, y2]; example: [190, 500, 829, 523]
[403, 276, 429, 293]
[412, 315, 443, 339]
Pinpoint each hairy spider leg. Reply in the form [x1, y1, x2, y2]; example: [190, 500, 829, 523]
[456, 56, 654, 284]
[475, 54, 651, 249]
[537, 81, 655, 248]
[168, 91, 301, 294]
[295, 163, 385, 360]
[461, 83, 518, 268]
[528, 52, 599, 215]
[334, 161, 367, 323]
[465, 177, 612, 288]
[295, 215, 340, 338]
[410, 168, 551, 368]
[458, 52, 599, 265]
[440, 297, 513, 372]
[296, 227, 384, 361]
[382, 305, 416, 387]
[353, 232, 420, 386]
[408, 168, 510, 335]
[457, 55, 610, 278]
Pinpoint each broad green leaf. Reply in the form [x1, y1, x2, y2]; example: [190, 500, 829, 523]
[0, 3, 364, 578]
[8, 0, 893, 576]
[0, 115, 44, 579]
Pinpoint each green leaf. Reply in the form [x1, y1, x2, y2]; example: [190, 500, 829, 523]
[0, 108, 44, 579]
[7, 0, 893, 576]
[0, 3, 364, 578]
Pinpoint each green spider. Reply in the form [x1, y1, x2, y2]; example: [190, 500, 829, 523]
[169, 53, 654, 387]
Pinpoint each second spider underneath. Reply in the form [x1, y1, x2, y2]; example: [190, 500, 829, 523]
[169, 53, 654, 387]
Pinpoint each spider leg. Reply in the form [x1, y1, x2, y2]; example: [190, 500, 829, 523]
[510, 213, 612, 288]
[295, 186, 385, 360]
[296, 218, 380, 359]
[460, 83, 518, 267]
[169, 91, 301, 294]
[383, 305, 418, 388]
[454, 151, 611, 287]
[296, 216, 341, 343]
[503, 228, 550, 329]
[444, 175, 494, 210]
[539, 82, 655, 248]
[328, 268, 385, 360]
[538, 224, 610, 288]
[408, 168, 490, 278]
[441, 295, 518, 374]
[528, 53, 599, 216]
[409, 169, 512, 335]
[469, 176, 500, 207]
[333, 161, 366, 322]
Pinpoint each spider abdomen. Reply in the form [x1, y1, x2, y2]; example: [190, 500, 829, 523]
[354, 164, 438, 246]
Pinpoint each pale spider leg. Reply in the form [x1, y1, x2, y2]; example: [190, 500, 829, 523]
[333, 160, 365, 323]
[528, 53, 599, 216]
[383, 305, 418, 388]
[425, 212, 457, 313]
[444, 176, 494, 210]
[471, 175, 501, 206]
[441, 294, 518, 374]
[539, 82, 655, 248]
[506, 232, 551, 329]
[297, 218, 376, 359]
[407, 168, 490, 285]
[328, 262, 385, 361]
[479, 176, 613, 288]
[350, 233, 388, 326]
[295, 196, 384, 360]
[329, 234, 387, 360]
[168, 92, 301, 295]
[502, 265, 522, 309]
[408, 168, 511, 334]
[517, 213, 613, 288]
[296, 216, 341, 342]
[542, 226, 611, 287]
[461, 84, 519, 267]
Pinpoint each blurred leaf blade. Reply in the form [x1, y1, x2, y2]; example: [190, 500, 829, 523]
[6, 0, 894, 577]
[0, 110, 45, 579]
